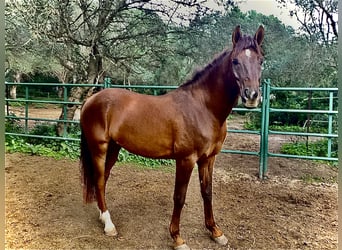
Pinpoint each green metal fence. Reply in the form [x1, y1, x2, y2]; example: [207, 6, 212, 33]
[259, 81, 338, 177]
[5, 81, 338, 178]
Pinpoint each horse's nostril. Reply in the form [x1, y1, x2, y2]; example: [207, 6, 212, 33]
[253, 91, 258, 99]
[244, 88, 258, 100]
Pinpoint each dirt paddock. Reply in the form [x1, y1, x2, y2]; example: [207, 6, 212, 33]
[5, 113, 338, 249]
[5, 155, 337, 249]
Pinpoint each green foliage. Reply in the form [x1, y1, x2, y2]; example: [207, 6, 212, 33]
[5, 101, 24, 108]
[118, 150, 174, 168]
[245, 88, 338, 131]
[5, 116, 24, 134]
[269, 125, 326, 133]
[5, 135, 79, 159]
[300, 174, 325, 184]
[300, 173, 337, 184]
[280, 139, 337, 158]
[5, 120, 79, 159]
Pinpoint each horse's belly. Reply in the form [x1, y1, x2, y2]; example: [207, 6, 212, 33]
[112, 125, 175, 159]
[117, 136, 174, 158]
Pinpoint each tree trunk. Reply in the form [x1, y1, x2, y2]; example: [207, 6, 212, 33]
[305, 90, 312, 153]
[9, 86, 17, 99]
[9, 72, 22, 99]
[56, 86, 86, 136]
[56, 44, 103, 136]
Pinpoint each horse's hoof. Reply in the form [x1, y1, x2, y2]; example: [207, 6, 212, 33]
[174, 243, 191, 250]
[212, 234, 228, 246]
[104, 227, 118, 237]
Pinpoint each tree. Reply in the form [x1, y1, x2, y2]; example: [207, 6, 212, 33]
[6, 0, 226, 135]
[277, 0, 338, 44]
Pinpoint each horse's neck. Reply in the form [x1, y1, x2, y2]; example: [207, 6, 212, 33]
[194, 61, 239, 124]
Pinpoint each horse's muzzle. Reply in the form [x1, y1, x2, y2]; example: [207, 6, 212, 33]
[241, 88, 260, 108]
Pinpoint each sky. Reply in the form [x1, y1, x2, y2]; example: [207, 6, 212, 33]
[237, 0, 300, 29]
[203, 0, 300, 29]
[160, 0, 301, 29]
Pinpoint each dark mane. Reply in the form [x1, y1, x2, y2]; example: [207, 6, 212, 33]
[180, 50, 229, 88]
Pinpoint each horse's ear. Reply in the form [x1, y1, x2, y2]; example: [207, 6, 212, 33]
[232, 25, 242, 47]
[254, 25, 264, 46]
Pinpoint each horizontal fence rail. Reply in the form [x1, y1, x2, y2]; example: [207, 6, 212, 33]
[5, 81, 338, 178]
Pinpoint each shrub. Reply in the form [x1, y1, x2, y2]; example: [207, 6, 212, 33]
[280, 138, 338, 158]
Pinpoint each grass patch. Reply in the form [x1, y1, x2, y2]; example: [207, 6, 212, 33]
[300, 173, 337, 184]
[5, 135, 80, 160]
[5, 101, 24, 107]
[280, 139, 337, 158]
[300, 174, 324, 184]
[118, 149, 174, 168]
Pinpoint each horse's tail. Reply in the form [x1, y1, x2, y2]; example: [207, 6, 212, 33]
[80, 128, 96, 203]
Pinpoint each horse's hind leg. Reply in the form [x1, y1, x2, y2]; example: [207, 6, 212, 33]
[197, 156, 228, 246]
[104, 140, 121, 183]
[94, 140, 121, 236]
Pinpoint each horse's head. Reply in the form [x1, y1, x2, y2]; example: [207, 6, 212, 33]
[231, 25, 264, 108]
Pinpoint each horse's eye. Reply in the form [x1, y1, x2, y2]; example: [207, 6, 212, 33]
[232, 59, 239, 65]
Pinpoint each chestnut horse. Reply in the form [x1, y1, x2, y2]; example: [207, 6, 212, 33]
[80, 25, 264, 249]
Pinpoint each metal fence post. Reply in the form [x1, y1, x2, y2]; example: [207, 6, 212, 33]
[327, 91, 334, 157]
[104, 77, 111, 88]
[25, 86, 29, 133]
[263, 80, 271, 176]
[63, 86, 68, 137]
[259, 81, 266, 178]
[259, 79, 270, 179]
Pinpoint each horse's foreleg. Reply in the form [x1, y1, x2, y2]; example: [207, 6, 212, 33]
[197, 156, 228, 246]
[169, 158, 195, 250]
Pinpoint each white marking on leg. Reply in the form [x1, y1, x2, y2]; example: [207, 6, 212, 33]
[99, 210, 118, 236]
[245, 49, 251, 58]
[213, 234, 228, 246]
[174, 243, 191, 250]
